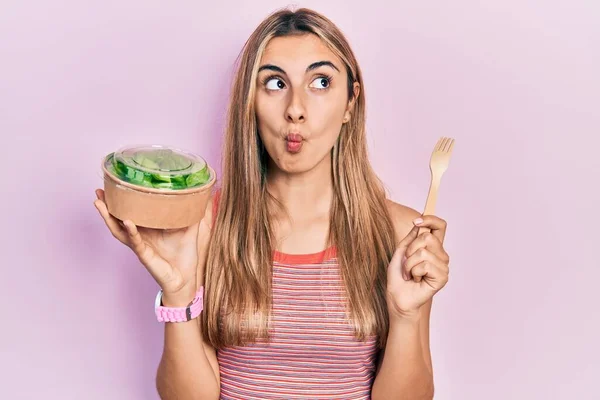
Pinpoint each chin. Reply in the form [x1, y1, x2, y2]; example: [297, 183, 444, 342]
[272, 150, 330, 175]
[274, 158, 316, 174]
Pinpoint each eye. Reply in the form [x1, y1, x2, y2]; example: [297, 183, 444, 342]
[309, 76, 331, 89]
[265, 78, 286, 90]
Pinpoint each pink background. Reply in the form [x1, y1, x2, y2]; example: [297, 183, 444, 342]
[1, 1, 598, 399]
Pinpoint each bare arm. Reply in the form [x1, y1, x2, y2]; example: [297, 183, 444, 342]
[156, 196, 220, 399]
[371, 309, 434, 400]
[155, 290, 220, 400]
[370, 201, 435, 400]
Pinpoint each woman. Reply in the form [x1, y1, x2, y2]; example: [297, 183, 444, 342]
[94, 7, 450, 400]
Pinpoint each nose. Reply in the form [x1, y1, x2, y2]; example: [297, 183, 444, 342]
[285, 88, 306, 123]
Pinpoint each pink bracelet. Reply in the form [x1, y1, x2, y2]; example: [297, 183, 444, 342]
[154, 287, 204, 322]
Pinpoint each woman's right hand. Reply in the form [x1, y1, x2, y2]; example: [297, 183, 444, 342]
[93, 188, 211, 305]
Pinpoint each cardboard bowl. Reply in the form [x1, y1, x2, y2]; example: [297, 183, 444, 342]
[102, 154, 216, 229]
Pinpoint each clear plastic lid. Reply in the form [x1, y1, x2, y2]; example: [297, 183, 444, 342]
[104, 144, 212, 191]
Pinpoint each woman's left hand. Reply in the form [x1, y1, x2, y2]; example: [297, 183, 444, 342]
[386, 215, 450, 321]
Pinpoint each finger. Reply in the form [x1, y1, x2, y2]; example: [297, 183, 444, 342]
[403, 247, 446, 282]
[390, 224, 420, 281]
[397, 223, 420, 249]
[406, 231, 448, 263]
[122, 221, 169, 280]
[412, 260, 449, 287]
[410, 261, 442, 285]
[123, 222, 176, 287]
[94, 199, 128, 243]
[97, 189, 126, 229]
[410, 261, 430, 283]
[95, 189, 103, 201]
[390, 223, 419, 267]
[96, 189, 119, 225]
[122, 220, 151, 261]
[413, 214, 447, 243]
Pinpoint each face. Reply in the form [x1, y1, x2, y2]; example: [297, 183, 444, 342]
[254, 33, 359, 174]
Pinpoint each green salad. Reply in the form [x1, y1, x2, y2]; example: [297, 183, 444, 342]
[106, 147, 210, 190]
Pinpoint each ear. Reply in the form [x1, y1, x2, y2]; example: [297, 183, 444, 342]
[343, 81, 360, 122]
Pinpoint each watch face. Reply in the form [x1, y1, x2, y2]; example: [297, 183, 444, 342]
[155, 290, 163, 309]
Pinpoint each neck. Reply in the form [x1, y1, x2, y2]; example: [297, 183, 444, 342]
[266, 154, 333, 220]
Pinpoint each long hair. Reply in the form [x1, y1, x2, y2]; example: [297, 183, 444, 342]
[201, 7, 397, 350]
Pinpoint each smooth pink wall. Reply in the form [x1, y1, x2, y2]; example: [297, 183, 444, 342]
[2, 1, 598, 399]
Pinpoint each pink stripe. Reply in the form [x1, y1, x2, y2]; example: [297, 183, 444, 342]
[216, 252, 377, 399]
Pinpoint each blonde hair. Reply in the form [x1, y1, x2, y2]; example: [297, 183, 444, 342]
[201, 7, 397, 350]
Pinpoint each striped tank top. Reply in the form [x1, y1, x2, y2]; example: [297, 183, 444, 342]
[213, 196, 379, 399]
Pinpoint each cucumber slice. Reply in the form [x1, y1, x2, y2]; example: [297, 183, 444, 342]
[140, 157, 160, 169]
[185, 167, 210, 187]
[152, 182, 173, 189]
[132, 149, 192, 171]
[109, 147, 209, 190]
[114, 159, 127, 177]
[142, 174, 154, 187]
[151, 174, 171, 183]
[170, 176, 187, 189]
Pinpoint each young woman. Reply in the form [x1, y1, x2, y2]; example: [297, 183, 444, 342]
[95, 7, 450, 400]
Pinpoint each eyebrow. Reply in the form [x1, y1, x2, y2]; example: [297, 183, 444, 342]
[258, 60, 340, 74]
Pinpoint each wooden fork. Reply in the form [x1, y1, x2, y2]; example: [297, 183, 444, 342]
[418, 136, 455, 237]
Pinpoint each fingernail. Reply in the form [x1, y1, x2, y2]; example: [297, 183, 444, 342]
[413, 217, 423, 225]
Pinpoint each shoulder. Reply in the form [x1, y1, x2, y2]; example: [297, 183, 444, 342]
[385, 199, 421, 242]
